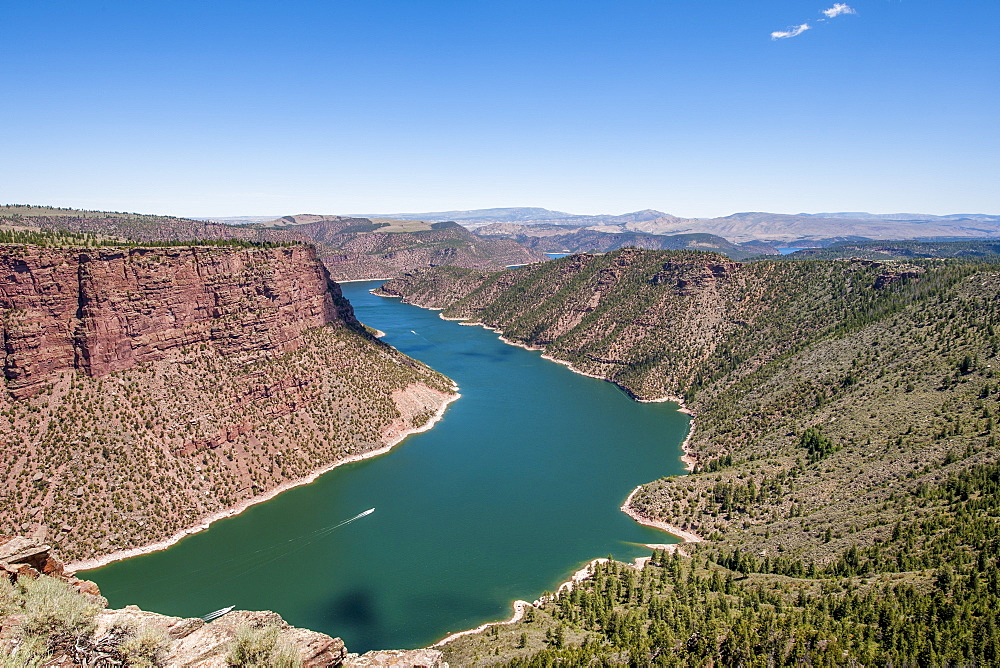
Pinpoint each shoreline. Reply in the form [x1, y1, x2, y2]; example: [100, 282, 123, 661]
[433, 547, 688, 650]
[335, 277, 394, 283]
[415, 307, 701, 473]
[431, 600, 533, 648]
[548, 558, 609, 602]
[431, 557, 611, 649]
[620, 485, 704, 546]
[407, 306, 704, 649]
[67, 389, 460, 573]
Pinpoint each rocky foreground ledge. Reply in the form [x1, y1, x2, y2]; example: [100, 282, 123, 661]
[1, 536, 448, 667]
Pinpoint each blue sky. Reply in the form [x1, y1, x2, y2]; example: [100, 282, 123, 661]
[2, 0, 997, 218]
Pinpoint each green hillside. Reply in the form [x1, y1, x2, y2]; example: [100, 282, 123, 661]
[378, 249, 1000, 664]
[781, 238, 1000, 260]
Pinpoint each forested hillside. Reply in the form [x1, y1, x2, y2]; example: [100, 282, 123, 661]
[0, 205, 306, 245]
[379, 250, 1000, 664]
[379, 250, 943, 403]
[782, 238, 1000, 260]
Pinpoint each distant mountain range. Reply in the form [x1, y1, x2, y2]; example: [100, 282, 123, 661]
[475, 224, 776, 260]
[803, 212, 1000, 222]
[364, 208, 680, 228]
[362, 208, 1000, 244]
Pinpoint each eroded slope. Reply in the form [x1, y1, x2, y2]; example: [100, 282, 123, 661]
[0, 244, 455, 561]
[262, 216, 547, 281]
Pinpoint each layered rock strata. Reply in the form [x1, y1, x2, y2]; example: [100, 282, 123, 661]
[0, 245, 346, 399]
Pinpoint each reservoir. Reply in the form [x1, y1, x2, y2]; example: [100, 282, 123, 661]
[84, 281, 690, 653]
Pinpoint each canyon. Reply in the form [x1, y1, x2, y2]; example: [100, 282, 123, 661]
[369, 249, 1000, 663]
[0, 243, 455, 561]
[4, 225, 998, 664]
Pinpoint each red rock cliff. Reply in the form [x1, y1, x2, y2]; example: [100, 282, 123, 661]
[0, 245, 351, 399]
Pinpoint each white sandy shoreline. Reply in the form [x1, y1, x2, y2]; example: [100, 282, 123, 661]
[67, 390, 460, 573]
[395, 303, 705, 649]
[431, 557, 612, 648]
[431, 600, 533, 648]
[399, 302, 701, 473]
[620, 486, 704, 546]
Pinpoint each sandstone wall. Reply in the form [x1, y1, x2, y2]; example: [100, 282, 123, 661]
[0, 245, 347, 399]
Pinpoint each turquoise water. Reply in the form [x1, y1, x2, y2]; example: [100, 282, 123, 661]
[84, 281, 689, 652]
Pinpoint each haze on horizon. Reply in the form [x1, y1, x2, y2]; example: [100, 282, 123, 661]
[2, 0, 997, 219]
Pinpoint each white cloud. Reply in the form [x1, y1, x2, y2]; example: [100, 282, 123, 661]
[771, 23, 811, 39]
[822, 3, 856, 18]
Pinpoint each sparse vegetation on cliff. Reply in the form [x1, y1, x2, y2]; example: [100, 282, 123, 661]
[226, 625, 301, 668]
[0, 323, 452, 561]
[0, 228, 299, 249]
[0, 206, 309, 247]
[0, 244, 454, 561]
[0, 573, 337, 667]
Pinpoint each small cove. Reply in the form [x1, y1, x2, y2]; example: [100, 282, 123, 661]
[84, 281, 690, 653]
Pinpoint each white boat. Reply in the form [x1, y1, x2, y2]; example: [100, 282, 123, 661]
[201, 605, 235, 622]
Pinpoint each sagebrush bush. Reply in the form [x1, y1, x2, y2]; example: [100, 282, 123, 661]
[19, 575, 99, 640]
[0, 634, 47, 668]
[0, 577, 23, 617]
[118, 623, 169, 667]
[226, 625, 301, 668]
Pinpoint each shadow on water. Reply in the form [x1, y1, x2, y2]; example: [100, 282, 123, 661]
[86, 281, 690, 652]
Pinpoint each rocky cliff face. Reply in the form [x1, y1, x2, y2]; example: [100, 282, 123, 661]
[2, 207, 547, 283]
[1, 245, 347, 399]
[0, 244, 455, 560]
